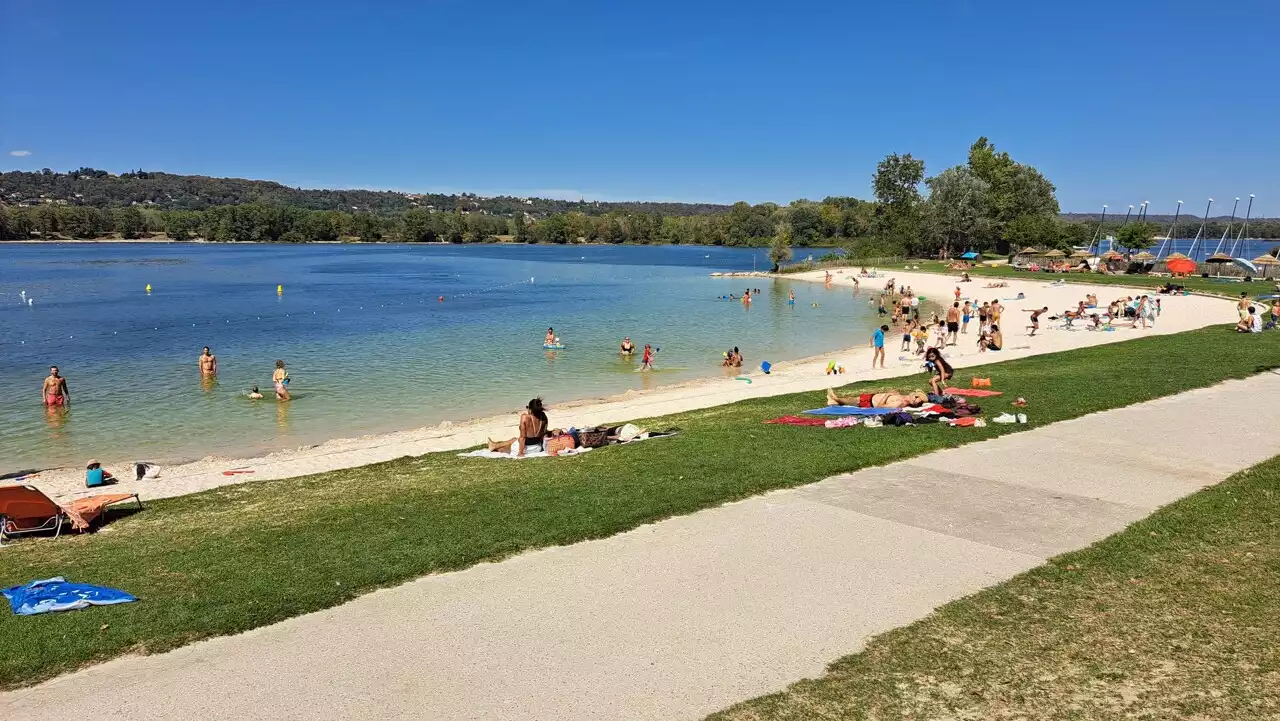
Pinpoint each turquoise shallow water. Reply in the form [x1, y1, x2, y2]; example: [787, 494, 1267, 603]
[0, 243, 882, 469]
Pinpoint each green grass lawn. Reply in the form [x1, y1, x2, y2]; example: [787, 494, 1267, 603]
[708, 454, 1280, 721]
[905, 259, 1278, 299]
[1, 327, 1278, 690]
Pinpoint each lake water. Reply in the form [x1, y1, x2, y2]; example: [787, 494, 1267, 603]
[0, 243, 886, 469]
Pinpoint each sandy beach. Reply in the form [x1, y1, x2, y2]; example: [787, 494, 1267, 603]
[16, 268, 1235, 503]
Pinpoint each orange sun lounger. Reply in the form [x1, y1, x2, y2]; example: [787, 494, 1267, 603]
[0, 485, 142, 545]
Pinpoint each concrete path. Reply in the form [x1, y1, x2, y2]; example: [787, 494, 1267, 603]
[6, 373, 1279, 721]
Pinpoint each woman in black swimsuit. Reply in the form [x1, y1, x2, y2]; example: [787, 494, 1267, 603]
[488, 397, 549, 456]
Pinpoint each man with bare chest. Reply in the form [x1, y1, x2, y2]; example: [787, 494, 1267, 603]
[42, 366, 69, 407]
[198, 346, 218, 376]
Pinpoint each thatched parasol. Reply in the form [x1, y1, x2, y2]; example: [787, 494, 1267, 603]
[1252, 254, 1279, 266]
[1016, 246, 1040, 255]
[1102, 250, 1124, 261]
[1043, 249, 1066, 258]
[1163, 252, 1190, 261]
[1070, 249, 1092, 258]
[1133, 251, 1156, 261]
[1205, 252, 1233, 264]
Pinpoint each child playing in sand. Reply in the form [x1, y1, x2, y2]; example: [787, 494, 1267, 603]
[912, 324, 929, 355]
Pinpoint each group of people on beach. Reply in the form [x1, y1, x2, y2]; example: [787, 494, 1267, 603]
[1234, 291, 1279, 333]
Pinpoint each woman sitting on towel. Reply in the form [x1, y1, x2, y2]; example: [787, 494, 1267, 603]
[488, 397, 549, 456]
[923, 348, 954, 396]
[826, 388, 928, 409]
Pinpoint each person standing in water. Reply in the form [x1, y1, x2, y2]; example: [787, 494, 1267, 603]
[198, 346, 218, 376]
[620, 337, 635, 355]
[41, 366, 70, 407]
[788, 289, 795, 304]
[272, 360, 291, 400]
[641, 344, 655, 370]
[545, 327, 556, 345]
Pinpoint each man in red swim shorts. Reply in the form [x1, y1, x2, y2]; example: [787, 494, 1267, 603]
[42, 365, 70, 407]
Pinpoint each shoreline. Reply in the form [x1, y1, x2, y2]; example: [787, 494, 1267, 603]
[19, 268, 1235, 503]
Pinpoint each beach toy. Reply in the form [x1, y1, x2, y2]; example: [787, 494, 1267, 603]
[735, 376, 752, 383]
[543, 343, 566, 350]
[760, 361, 772, 375]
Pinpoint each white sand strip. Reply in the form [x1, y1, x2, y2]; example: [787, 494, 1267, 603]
[5, 373, 1276, 721]
[15, 269, 1234, 503]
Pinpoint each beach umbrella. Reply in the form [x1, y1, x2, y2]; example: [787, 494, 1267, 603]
[1252, 255, 1278, 277]
[1016, 246, 1040, 255]
[1070, 249, 1092, 258]
[1233, 258, 1258, 274]
[959, 251, 979, 260]
[1043, 249, 1066, 258]
[1133, 251, 1156, 261]
[1102, 250, 1124, 260]
[1205, 252, 1233, 264]
[1164, 252, 1190, 261]
[1166, 258, 1196, 275]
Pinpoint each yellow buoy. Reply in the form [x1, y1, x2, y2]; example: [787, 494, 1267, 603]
[145, 284, 152, 293]
[277, 285, 283, 295]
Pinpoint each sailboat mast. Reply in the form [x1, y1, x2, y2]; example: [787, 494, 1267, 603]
[1231, 194, 1254, 257]
[1213, 197, 1239, 257]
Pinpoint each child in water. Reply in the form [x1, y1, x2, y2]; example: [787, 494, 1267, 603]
[248, 386, 263, 399]
[641, 344, 655, 370]
[788, 289, 795, 304]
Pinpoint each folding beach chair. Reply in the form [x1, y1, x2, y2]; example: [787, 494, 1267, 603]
[0, 485, 141, 546]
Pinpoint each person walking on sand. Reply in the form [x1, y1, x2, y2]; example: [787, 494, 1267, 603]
[946, 303, 961, 345]
[961, 300, 972, 335]
[41, 365, 70, 407]
[198, 346, 218, 376]
[954, 286, 961, 303]
[871, 324, 888, 369]
[1026, 306, 1049, 336]
[272, 359, 291, 400]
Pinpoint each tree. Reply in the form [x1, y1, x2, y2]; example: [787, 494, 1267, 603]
[967, 137, 1059, 240]
[1002, 214, 1060, 253]
[923, 166, 992, 257]
[348, 213, 382, 242]
[34, 205, 60, 236]
[113, 206, 146, 239]
[787, 203, 824, 245]
[1115, 222, 1159, 250]
[512, 213, 530, 243]
[400, 208, 433, 242]
[165, 210, 200, 241]
[872, 153, 925, 247]
[769, 223, 793, 271]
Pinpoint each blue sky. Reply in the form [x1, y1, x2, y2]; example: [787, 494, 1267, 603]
[2, 0, 1276, 214]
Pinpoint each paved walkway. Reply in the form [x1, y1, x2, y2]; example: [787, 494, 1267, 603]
[6, 373, 1279, 721]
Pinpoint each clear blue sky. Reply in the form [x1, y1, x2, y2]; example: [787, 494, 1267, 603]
[2, 0, 1276, 215]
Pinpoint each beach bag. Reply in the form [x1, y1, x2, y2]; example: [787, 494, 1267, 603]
[578, 427, 609, 448]
[133, 462, 160, 480]
[546, 434, 576, 455]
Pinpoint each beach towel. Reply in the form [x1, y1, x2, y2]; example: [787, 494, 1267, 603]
[459, 447, 593, 460]
[802, 406, 898, 416]
[458, 432, 677, 459]
[944, 388, 1003, 397]
[3, 577, 137, 616]
[763, 415, 829, 426]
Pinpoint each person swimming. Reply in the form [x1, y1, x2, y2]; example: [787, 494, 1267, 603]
[248, 386, 263, 399]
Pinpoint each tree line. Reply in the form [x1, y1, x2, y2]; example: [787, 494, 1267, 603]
[4, 147, 1277, 249]
[0, 168, 729, 216]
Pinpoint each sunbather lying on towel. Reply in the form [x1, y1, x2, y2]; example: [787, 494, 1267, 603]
[826, 388, 929, 409]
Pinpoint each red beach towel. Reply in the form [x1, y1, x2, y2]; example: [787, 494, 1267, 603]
[944, 388, 1003, 397]
[763, 415, 829, 426]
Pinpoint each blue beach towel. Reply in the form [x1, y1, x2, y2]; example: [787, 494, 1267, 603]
[803, 406, 898, 416]
[3, 577, 137, 616]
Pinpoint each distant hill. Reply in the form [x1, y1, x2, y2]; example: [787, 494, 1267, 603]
[0, 168, 732, 217]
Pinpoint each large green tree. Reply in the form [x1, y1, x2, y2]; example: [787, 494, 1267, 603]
[923, 166, 992, 256]
[967, 137, 1059, 241]
[872, 153, 925, 249]
[112, 206, 145, 239]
